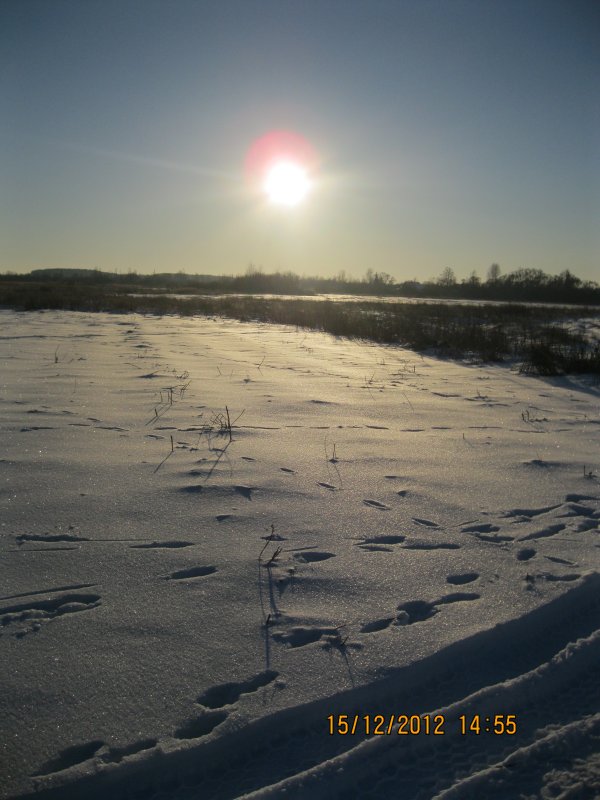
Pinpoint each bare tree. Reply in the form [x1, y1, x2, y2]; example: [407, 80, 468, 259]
[438, 267, 456, 287]
[487, 263, 501, 283]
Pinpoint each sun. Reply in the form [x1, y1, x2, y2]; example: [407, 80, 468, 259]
[263, 160, 310, 207]
[245, 130, 317, 208]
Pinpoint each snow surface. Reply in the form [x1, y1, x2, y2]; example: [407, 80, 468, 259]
[1, 309, 599, 800]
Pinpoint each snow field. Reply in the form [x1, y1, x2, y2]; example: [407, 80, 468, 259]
[1, 310, 598, 799]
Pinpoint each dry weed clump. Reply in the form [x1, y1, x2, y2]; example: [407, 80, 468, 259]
[3, 279, 598, 373]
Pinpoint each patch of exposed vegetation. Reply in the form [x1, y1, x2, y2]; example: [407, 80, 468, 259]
[3, 264, 600, 304]
[1, 273, 599, 374]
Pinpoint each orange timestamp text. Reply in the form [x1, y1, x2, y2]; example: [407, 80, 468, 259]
[327, 713, 517, 736]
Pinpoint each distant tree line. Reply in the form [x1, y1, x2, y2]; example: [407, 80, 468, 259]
[1, 264, 599, 305]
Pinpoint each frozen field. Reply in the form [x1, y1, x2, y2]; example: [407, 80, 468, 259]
[1, 309, 599, 799]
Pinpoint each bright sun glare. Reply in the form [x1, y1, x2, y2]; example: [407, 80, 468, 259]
[263, 160, 310, 207]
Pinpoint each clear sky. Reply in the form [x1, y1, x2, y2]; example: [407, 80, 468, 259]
[2, 0, 598, 281]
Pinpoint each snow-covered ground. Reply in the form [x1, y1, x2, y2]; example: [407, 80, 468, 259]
[1, 309, 599, 800]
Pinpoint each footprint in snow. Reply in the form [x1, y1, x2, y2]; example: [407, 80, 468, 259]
[363, 499, 389, 510]
[356, 535, 405, 549]
[412, 517, 440, 528]
[396, 593, 480, 625]
[1, 593, 101, 636]
[32, 740, 105, 776]
[272, 626, 337, 648]
[545, 555, 577, 566]
[516, 547, 536, 561]
[173, 711, 228, 740]
[446, 572, 479, 585]
[16, 533, 89, 545]
[360, 591, 480, 636]
[196, 670, 279, 709]
[461, 523, 500, 534]
[505, 504, 560, 519]
[358, 544, 393, 552]
[402, 542, 460, 550]
[518, 523, 566, 542]
[98, 739, 158, 764]
[130, 541, 193, 549]
[396, 599, 438, 625]
[360, 617, 395, 633]
[20, 426, 54, 432]
[293, 551, 335, 563]
[164, 566, 217, 580]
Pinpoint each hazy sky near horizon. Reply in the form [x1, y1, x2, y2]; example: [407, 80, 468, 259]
[2, 0, 598, 281]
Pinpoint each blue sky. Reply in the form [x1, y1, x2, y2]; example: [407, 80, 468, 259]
[2, 0, 598, 280]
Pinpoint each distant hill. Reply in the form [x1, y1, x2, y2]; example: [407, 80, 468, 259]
[30, 268, 112, 279]
[27, 269, 223, 285]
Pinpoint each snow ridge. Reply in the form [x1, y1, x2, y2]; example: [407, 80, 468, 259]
[19, 571, 600, 800]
